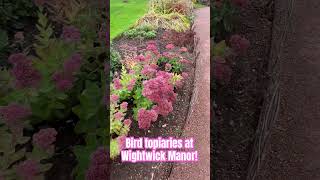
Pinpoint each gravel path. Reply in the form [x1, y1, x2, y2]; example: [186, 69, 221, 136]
[168, 7, 210, 180]
[258, 1, 320, 179]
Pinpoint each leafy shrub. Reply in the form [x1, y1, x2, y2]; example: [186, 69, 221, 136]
[111, 47, 122, 74]
[136, 12, 191, 32]
[162, 29, 195, 49]
[0, 1, 108, 179]
[110, 42, 193, 158]
[149, 0, 194, 16]
[123, 25, 157, 39]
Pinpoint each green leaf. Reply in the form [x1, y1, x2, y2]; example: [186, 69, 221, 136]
[212, 40, 228, 56]
[0, 29, 8, 49]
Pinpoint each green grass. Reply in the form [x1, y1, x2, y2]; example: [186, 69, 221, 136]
[193, 3, 206, 9]
[110, 0, 149, 39]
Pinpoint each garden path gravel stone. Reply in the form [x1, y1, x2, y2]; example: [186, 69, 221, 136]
[168, 7, 210, 180]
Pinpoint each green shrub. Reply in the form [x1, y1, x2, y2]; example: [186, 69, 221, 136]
[123, 26, 157, 39]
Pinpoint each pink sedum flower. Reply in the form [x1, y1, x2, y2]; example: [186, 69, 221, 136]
[120, 102, 128, 111]
[214, 62, 232, 82]
[110, 94, 119, 103]
[165, 43, 175, 50]
[182, 72, 188, 79]
[123, 119, 132, 127]
[9, 53, 41, 89]
[117, 136, 126, 150]
[62, 26, 81, 42]
[165, 63, 172, 71]
[137, 109, 158, 130]
[63, 53, 82, 73]
[141, 65, 157, 78]
[113, 78, 122, 90]
[114, 111, 124, 120]
[229, 34, 250, 55]
[179, 47, 188, 52]
[85, 147, 109, 180]
[52, 71, 74, 91]
[0, 103, 31, 133]
[16, 159, 40, 180]
[152, 100, 173, 116]
[127, 79, 136, 91]
[135, 54, 145, 62]
[32, 128, 57, 151]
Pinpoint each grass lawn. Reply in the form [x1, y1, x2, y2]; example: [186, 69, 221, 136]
[110, 0, 149, 39]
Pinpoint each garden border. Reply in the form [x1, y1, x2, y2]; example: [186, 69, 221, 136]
[168, 7, 210, 180]
[246, 1, 294, 179]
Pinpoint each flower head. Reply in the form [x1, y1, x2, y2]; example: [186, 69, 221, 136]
[16, 159, 40, 180]
[123, 119, 132, 127]
[120, 102, 128, 111]
[9, 53, 41, 89]
[229, 34, 250, 55]
[137, 109, 158, 130]
[63, 53, 82, 73]
[52, 71, 74, 91]
[110, 94, 119, 103]
[113, 78, 122, 90]
[127, 79, 136, 91]
[114, 111, 124, 120]
[62, 26, 81, 42]
[165, 43, 175, 50]
[86, 147, 109, 180]
[32, 128, 57, 151]
[0, 103, 31, 133]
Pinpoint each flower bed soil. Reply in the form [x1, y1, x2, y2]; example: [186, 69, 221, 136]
[212, 0, 275, 179]
[110, 31, 195, 179]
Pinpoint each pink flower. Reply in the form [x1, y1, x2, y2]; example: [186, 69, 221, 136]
[179, 47, 188, 52]
[141, 65, 157, 78]
[90, 147, 109, 166]
[86, 147, 109, 180]
[62, 26, 81, 42]
[214, 62, 232, 82]
[165, 44, 175, 50]
[110, 94, 119, 103]
[179, 59, 192, 65]
[182, 72, 188, 79]
[129, 70, 135, 74]
[117, 136, 126, 150]
[123, 119, 132, 127]
[63, 53, 82, 73]
[52, 71, 74, 91]
[127, 79, 136, 91]
[32, 128, 57, 151]
[229, 34, 250, 55]
[137, 109, 158, 130]
[146, 42, 157, 52]
[114, 112, 124, 120]
[165, 63, 172, 71]
[0, 103, 31, 133]
[9, 53, 41, 89]
[142, 73, 176, 104]
[120, 102, 128, 110]
[152, 100, 173, 116]
[231, 0, 248, 8]
[16, 160, 40, 180]
[113, 78, 122, 90]
[149, 64, 158, 70]
[135, 55, 145, 62]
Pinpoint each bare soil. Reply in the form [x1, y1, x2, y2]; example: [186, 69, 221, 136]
[212, 0, 274, 179]
[257, 1, 320, 179]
